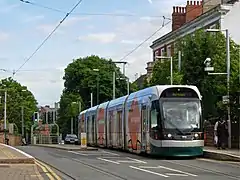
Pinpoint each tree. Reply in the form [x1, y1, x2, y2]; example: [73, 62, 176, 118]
[63, 55, 128, 108]
[0, 77, 37, 135]
[150, 59, 183, 86]
[57, 91, 82, 137]
[175, 29, 240, 121]
[58, 55, 128, 135]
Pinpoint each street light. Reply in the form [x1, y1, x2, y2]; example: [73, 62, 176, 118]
[155, 56, 173, 85]
[93, 69, 100, 105]
[21, 89, 27, 139]
[205, 28, 231, 148]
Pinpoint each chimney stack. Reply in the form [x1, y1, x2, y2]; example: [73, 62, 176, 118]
[172, 6, 186, 31]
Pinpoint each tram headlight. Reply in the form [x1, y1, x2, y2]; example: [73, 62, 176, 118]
[194, 133, 199, 139]
[167, 134, 172, 138]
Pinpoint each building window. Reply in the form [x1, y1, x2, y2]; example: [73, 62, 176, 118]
[161, 48, 165, 56]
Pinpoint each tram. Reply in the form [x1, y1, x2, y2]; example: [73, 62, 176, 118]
[78, 85, 204, 157]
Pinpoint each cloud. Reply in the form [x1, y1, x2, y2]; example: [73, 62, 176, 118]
[78, 33, 117, 44]
[62, 16, 90, 27]
[23, 15, 45, 23]
[36, 16, 89, 34]
[36, 23, 64, 34]
[0, 4, 19, 13]
[0, 32, 9, 41]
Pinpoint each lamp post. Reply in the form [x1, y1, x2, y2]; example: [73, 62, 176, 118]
[93, 69, 99, 105]
[155, 56, 173, 85]
[205, 28, 231, 148]
[21, 89, 27, 139]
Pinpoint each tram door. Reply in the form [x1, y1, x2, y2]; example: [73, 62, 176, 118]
[141, 105, 148, 151]
[117, 111, 122, 147]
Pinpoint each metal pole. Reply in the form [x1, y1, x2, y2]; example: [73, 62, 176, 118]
[178, 51, 181, 72]
[170, 57, 173, 85]
[226, 29, 231, 149]
[21, 106, 24, 138]
[71, 117, 73, 134]
[4, 91, 7, 144]
[127, 78, 130, 95]
[97, 76, 99, 105]
[123, 63, 125, 76]
[90, 93, 93, 107]
[113, 71, 116, 99]
[46, 111, 48, 124]
[78, 101, 81, 113]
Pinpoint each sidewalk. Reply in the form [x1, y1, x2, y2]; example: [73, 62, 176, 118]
[204, 146, 240, 162]
[0, 143, 43, 180]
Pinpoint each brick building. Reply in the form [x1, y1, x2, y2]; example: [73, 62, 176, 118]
[145, 0, 240, 79]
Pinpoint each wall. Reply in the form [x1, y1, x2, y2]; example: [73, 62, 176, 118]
[0, 133, 22, 146]
[203, 0, 221, 13]
[221, 1, 240, 44]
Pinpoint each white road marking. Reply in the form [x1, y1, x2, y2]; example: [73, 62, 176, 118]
[97, 157, 120, 164]
[68, 151, 88, 156]
[157, 165, 197, 177]
[166, 173, 188, 176]
[101, 150, 120, 156]
[129, 166, 169, 177]
[117, 160, 143, 163]
[126, 157, 147, 164]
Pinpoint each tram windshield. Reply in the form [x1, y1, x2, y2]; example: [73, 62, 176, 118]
[161, 99, 201, 132]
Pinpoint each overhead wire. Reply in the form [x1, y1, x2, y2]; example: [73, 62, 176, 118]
[19, 0, 171, 19]
[118, 0, 214, 62]
[13, 0, 84, 77]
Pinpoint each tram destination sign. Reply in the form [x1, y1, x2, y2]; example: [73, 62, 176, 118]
[161, 88, 198, 98]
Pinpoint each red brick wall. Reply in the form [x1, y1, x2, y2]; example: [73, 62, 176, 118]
[186, 1, 203, 23]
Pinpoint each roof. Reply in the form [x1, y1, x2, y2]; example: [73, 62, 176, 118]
[150, 4, 225, 49]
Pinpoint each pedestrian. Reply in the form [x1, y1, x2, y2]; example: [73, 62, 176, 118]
[214, 117, 228, 149]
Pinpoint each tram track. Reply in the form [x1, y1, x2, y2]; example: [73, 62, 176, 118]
[44, 151, 136, 180]
[164, 159, 240, 180]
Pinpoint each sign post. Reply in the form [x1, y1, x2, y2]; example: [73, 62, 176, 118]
[81, 132, 87, 148]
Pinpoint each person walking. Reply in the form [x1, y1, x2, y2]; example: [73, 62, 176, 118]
[214, 117, 228, 149]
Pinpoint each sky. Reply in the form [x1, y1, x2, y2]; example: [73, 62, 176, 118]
[0, 0, 187, 106]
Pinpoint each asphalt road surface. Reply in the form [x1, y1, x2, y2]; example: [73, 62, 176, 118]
[17, 146, 240, 180]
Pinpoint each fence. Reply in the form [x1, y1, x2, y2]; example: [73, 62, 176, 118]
[32, 134, 60, 144]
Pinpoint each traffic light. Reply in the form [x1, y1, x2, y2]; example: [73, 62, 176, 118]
[33, 112, 39, 122]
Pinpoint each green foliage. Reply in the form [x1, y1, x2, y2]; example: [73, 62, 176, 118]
[58, 55, 128, 135]
[57, 91, 82, 136]
[176, 29, 240, 120]
[150, 60, 183, 85]
[0, 77, 37, 134]
[63, 55, 128, 108]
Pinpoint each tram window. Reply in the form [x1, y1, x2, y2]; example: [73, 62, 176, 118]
[150, 100, 159, 128]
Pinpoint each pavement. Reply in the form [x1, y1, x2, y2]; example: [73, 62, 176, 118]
[34, 144, 98, 151]
[17, 145, 240, 180]
[0, 143, 65, 180]
[204, 147, 240, 162]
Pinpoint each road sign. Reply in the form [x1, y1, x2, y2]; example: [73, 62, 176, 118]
[222, 95, 229, 104]
[81, 133, 87, 148]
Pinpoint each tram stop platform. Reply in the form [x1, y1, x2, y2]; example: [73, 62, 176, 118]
[204, 147, 240, 162]
[0, 143, 42, 180]
[34, 144, 98, 151]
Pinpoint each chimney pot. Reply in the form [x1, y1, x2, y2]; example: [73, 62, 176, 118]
[190, 1, 192, 5]
[196, 1, 199, 5]
[187, 1, 190, 5]
[173, 6, 175, 13]
[182, 7, 185, 13]
[176, 6, 178, 13]
[194, 1, 196, 5]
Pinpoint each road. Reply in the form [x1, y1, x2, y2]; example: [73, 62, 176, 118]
[17, 146, 240, 180]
